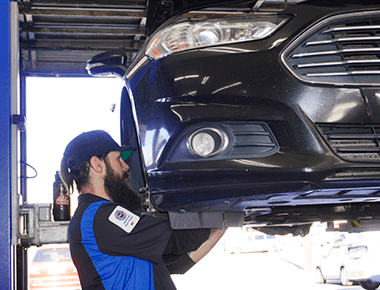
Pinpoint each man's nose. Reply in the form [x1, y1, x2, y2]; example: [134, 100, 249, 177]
[122, 159, 129, 171]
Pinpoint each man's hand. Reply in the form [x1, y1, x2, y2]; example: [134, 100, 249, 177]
[189, 228, 227, 263]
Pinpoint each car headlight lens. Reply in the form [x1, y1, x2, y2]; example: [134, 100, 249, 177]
[188, 128, 228, 157]
[146, 15, 289, 60]
[197, 25, 221, 45]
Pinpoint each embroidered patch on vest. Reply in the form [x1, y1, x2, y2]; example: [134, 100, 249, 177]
[108, 206, 140, 233]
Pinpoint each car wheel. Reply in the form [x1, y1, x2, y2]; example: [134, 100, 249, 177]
[340, 267, 353, 286]
[359, 281, 380, 290]
[316, 267, 326, 284]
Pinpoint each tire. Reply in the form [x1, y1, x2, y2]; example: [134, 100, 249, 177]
[341, 267, 353, 286]
[316, 268, 326, 284]
[359, 281, 380, 290]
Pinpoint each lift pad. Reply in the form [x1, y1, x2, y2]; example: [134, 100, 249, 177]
[19, 203, 69, 247]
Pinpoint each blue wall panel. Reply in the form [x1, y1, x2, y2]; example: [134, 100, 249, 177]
[0, 0, 12, 289]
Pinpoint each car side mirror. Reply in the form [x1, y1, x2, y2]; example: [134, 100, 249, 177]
[86, 49, 128, 78]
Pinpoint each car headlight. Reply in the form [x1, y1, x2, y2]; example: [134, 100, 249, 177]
[188, 127, 228, 157]
[146, 15, 289, 60]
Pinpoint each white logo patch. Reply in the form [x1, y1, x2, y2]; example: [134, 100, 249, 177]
[108, 206, 140, 233]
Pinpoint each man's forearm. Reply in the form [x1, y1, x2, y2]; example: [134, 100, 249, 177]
[189, 228, 227, 263]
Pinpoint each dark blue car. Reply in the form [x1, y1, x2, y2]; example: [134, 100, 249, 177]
[87, 0, 380, 233]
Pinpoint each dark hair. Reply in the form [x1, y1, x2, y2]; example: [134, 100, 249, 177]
[60, 153, 108, 194]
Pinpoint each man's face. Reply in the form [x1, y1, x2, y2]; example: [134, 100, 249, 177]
[105, 151, 129, 179]
[103, 152, 142, 212]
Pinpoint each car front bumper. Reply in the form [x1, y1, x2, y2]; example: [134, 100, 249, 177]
[124, 1, 380, 217]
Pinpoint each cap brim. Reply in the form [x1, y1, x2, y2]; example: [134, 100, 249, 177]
[121, 149, 135, 161]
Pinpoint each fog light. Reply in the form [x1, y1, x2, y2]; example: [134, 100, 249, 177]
[188, 127, 228, 157]
[192, 132, 215, 156]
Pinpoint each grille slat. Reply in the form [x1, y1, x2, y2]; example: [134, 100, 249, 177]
[282, 11, 380, 86]
[306, 70, 380, 77]
[293, 48, 380, 59]
[306, 36, 380, 46]
[323, 25, 380, 33]
[317, 124, 380, 162]
[229, 123, 279, 157]
[297, 59, 380, 69]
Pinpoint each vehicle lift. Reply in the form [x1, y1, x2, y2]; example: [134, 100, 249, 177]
[1, 2, 380, 289]
[1, 3, 70, 289]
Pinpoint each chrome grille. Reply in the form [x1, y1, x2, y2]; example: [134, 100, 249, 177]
[317, 124, 380, 161]
[282, 10, 380, 86]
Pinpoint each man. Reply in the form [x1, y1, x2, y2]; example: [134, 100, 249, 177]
[60, 130, 225, 290]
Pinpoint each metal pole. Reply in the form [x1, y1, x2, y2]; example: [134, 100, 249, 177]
[17, 246, 28, 290]
[19, 75, 28, 290]
[18, 6, 28, 289]
[20, 76, 27, 204]
[0, 0, 14, 289]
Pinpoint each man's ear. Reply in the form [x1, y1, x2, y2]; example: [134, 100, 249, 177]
[89, 156, 105, 174]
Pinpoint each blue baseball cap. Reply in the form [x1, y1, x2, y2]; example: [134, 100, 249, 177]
[63, 130, 134, 169]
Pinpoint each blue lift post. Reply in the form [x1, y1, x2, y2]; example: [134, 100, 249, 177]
[0, 3, 69, 288]
[0, 3, 69, 289]
[0, 0, 14, 289]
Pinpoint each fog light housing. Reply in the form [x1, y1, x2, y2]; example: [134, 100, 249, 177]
[188, 128, 228, 157]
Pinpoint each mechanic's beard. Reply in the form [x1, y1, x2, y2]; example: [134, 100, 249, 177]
[103, 162, 142, 213]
